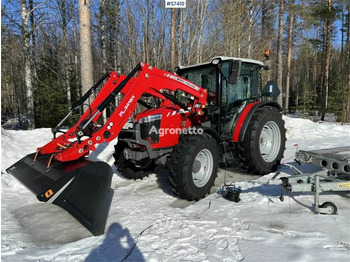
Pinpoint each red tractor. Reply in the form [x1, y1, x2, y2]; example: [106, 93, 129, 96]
[7, 56, 286, 235]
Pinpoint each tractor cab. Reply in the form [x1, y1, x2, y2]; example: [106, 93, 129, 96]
[176, 57, 268, 138]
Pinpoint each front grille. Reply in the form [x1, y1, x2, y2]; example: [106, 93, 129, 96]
[140, 120, 161, 143]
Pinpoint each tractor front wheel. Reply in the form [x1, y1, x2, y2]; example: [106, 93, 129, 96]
[113, 141, 155, 180]
[239, 106, 286, 175]
[168, 134, 219, 201]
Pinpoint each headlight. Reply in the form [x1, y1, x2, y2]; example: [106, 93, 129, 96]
[139, 114, 162, 124]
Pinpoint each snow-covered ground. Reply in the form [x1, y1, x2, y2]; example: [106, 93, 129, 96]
[1, 116, 350, 261]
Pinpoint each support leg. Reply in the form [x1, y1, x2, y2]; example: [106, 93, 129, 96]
[314, 175, 320, 213]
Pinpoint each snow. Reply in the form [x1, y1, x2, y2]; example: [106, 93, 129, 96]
[1, 116, 350, 261]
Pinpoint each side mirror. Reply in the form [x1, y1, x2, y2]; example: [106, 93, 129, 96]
[262, 80, 280, 98]
[228, 60, 241, 85]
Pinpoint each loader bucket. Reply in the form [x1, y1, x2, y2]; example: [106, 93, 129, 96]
[6, 153, 113, 236]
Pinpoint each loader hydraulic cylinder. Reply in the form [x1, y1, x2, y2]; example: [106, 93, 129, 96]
[97, 63, 141, 112]
[72, 71, 110, 111]
[53, 71, 110, 136]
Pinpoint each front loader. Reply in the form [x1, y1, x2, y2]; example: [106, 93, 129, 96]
[7, 56, 286, 235]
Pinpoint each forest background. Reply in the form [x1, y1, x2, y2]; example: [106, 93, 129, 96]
[1, 0, 350, 129]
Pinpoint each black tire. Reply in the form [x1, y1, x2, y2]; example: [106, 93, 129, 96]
[168, 133, 219, 201]
[239, 106, 286, 175]
[319, 202, 337, 215]
[113, 141, 155, 180]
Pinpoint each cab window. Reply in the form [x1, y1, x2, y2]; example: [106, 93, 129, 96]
[221, 62, 259, 107]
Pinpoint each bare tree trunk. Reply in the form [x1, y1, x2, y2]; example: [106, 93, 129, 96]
[197, 5, 203, 63]
[100, 0, 107, 71]
[247, 0, 254, 58]
[151, 1, 156, 66]
[345, 1, 350, 123]
[125, 1, 137, 68]
[60, 0, 71, 109]
[236, 0, 243, 57]
[321, 0, 332, 121]
[115, 0, 121, 73]
[277, 0, 284, 107]
[177, 8, 183, 66]
[296, 76, 299, 108]
[341, 0, 350, 123]
[313, 25, 319, 111]
[170, 8, 176, 69]
[261, 0, 274, 80]
[71, 0, 79, 91]
[141, 0, 151, 64]
[284, 0, 295, 113]
[20, 0, 35, 129]
[78, 0, 94, 100]
[29, 0, 37, 78]
[99, 0, 107, 123]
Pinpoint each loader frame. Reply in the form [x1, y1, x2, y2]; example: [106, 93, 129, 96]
[38, 63, 207, 163]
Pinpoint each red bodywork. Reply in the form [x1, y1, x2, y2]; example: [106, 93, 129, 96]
[37, 63, 207, 162]
[231, 101, 261, 142]
[134, 106, 198, 149]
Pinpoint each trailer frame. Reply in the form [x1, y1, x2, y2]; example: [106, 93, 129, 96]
[279, 146, 350, 215]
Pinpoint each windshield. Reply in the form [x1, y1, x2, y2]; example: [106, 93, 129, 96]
[178, 66, 217, 93]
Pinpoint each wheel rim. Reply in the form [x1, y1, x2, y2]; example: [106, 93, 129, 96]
[192, 149, 213, 188]
[259, 121, 281, 162]
[324, 205, 334, 214]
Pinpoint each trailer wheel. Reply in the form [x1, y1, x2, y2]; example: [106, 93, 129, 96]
[113, 141, 155, 180]
[239, 106, 286, 175]
[168, 133, 219, 201]
[319, 202, 337, 215]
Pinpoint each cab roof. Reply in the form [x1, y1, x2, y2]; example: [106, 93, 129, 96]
[178, 56, 265, 69]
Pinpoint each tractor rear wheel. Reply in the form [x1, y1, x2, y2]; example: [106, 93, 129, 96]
[168, 133, 219, 201]
[239, 106, 286, 175]
[113, 141, 155, 180]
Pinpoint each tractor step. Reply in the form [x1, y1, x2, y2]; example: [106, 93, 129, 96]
[6, 153, 113, 236]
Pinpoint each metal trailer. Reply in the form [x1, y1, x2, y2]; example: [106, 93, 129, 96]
[279, 146, 350, 215]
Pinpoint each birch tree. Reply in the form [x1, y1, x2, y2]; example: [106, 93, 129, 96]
[20, 0, 35, 129]
[58, 0, 72, 109]
[78, 0, 94, 97]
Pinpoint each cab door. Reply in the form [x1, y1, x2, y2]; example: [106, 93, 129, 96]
[221, 61, 260, 138]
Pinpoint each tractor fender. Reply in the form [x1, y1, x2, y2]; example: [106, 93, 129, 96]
[232, 101, 282, 142]
[181, 126, 224, 155]
[202, 127, 224, 155]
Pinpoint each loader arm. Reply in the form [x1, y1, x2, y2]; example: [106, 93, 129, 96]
[38, 63, 207, 163]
